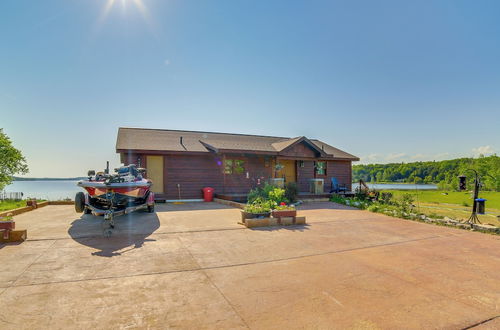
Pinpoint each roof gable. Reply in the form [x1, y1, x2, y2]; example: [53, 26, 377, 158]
[274, 137, 327, 157]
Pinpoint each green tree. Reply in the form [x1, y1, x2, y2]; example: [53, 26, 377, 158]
[352, 155, 499, 191]
[0, 129, 28, 190]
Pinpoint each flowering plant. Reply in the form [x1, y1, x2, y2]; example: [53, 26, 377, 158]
[273, 203, 295, 211]
[243, 197, 272, 214]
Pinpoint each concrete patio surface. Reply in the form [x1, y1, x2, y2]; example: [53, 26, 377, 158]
[0, 202, 499, 329]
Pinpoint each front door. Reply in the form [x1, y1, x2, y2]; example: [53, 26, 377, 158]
[146, 155, 164, 193]
[280, 160, 296, 183]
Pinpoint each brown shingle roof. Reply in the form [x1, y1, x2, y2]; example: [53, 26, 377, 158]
[116, 127, 359, 160]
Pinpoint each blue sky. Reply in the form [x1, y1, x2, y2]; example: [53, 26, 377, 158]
[1, 0, 499, 177]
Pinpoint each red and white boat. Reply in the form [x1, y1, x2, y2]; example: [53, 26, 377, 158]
[75, 164, 155, 232]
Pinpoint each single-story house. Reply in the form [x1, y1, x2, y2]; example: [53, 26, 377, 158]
[116, 127, 359, 201]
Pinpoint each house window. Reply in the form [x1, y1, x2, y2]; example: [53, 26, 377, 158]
[224, 159, 245, 174]
[224, 159, 233, 174]
[315, 161, 326, 175]
[234, 160, 245, 174]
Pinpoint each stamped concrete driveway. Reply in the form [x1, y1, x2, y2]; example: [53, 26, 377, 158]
[0, 202, 499, 329]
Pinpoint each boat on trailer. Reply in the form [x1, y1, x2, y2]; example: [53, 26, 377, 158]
[75, 163, 155, 236]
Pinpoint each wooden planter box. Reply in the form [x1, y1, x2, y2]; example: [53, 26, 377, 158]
[0, 221, 15, 230]
[0, 229, 27, 243]
[241, 211, 271, 221]
[272, 209, 297, 218]
[243, 216, 307, 228]
[245, 218, 271, 228]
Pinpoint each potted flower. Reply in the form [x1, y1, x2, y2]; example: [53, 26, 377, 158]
[0, 215, 15, 231]
[241, 200, 272, 220]
[272, 202, 297, 218]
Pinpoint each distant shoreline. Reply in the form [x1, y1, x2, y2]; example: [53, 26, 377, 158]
[13, 177, 85, 181]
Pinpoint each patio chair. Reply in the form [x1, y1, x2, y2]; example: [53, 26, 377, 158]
[330, 177, 347, 193]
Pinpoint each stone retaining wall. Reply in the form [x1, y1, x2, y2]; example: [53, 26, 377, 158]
[0, 202, 48, 218]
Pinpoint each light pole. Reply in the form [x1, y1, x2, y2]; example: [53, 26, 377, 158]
[458, 170, 496, 224]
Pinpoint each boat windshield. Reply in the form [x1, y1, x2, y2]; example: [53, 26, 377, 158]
[117, 166, 138, 177]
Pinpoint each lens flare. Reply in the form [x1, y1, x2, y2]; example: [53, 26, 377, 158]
[95, 0, 153, 31]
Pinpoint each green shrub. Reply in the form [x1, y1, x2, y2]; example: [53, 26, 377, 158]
[243, 203, 271, 214]
[330, 194, 346, 204]
[247, 187, 264, 204]
[248, 183, 288, 204]
[379, 192, 393, 204]
[243, 197, 273, 214]
[397, 193, 415, 213]
[247, 183, 276, 203]
[268, 187, 287, 205]
[355, 190, 369, 200]
[367, 203, 381, 212]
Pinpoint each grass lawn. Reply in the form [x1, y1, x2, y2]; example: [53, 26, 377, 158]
[384, 190, 500, 209]
[383, 190, 500, 226]
[0, 199, 46, 212]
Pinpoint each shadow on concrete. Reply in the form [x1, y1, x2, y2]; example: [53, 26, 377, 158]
[0, 241, 23, 250]
[250, 224, 311, 232]
[68, 211, 160, 257]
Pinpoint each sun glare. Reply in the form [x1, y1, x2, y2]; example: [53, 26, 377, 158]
[98, 0, 151, 25]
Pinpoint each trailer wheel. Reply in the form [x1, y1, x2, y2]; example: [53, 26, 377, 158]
[148, 204, 155, 213]
[75, 192, 86, 213]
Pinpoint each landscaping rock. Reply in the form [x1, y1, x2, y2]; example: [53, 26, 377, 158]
[268, 218, 279, 226]
[472, 224, 500, 233]
[244, 218, 270, 228]
[295, 217, 306, 225]
[280, 217, 295, 226]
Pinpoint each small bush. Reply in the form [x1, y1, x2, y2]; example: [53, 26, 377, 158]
[247, 183, 278, 203]
[355, 190, 369, 200]
[247, 187, 265, 204]
[397, 193, 415, 213]
[330, 194, 346, 204]
[268, 187, 287, 205]
[367, 203, 381, 212]
[379, 192, 393, 204]
[246, 183, 289, 207]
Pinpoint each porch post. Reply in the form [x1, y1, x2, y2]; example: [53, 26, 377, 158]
[222, 154, 226, 194]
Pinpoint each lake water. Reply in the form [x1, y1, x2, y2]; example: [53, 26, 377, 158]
[3, 180, 81, 200]
[3, 180, 438, 201]
[352, 182, 438, 190]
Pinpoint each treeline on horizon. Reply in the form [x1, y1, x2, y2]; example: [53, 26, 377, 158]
[353, 155, 500, 191]
[12, 177, 86, 181]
